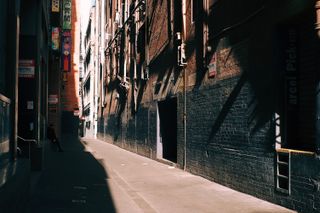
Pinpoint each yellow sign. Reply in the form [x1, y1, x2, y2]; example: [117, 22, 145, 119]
[52, 0, 59, 12]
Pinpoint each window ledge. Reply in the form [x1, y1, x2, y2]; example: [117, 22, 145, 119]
[276, 148, 314, 156]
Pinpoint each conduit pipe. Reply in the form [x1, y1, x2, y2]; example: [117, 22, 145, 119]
[315, 0, 320, 154]
[182, 0, 187, 171]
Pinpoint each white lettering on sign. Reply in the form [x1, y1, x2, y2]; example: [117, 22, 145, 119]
[63, 0, 72, 29]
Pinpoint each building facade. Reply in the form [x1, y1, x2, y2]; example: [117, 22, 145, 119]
[0, 0, 51, 211]
[60, 0, 80, 136]
[81, 6, 98, 137]
[81, 0, 320, 212]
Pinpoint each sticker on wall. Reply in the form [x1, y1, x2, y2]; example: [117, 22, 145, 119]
[19, 60, 35, 78]
[27, 101, 34, 110]
[63, 72, 68, 81]
[208, 53, 217, 78]
[48, 95, 59, 105]
[74, 110, 79, 116]
[29, 122, 34, 131]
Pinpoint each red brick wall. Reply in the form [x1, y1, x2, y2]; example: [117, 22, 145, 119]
[61, 0, 79, 112]
[148, 0, 169, 62]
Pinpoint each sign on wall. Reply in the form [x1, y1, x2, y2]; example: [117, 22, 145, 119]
[18, 60, 35, 78]
[280, 26, 299, 149]
[62, 32, 71, 72]
[52, 27, 60, 50]
[52, 0, 60, 12]
[284, 28, 299, 108]
[62, 32, 71, 55]
[63, 0, 72, 30]
[208, 53, 217, 78]
[48, 95, 59, 104]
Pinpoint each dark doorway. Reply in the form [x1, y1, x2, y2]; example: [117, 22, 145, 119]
[158, 98, 177, 163]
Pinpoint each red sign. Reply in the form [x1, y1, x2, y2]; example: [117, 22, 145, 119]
[62, 34, 71, 72]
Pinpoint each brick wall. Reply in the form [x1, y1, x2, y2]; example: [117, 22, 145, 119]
[97, 0, 320, 212]
[178, 75, 320, 212]
[100, 102, 158, 159]
[61, 0, 79, 112]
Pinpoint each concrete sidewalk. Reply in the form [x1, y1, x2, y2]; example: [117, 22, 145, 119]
[81, 137, 295, 213]
[26, 135, 296, 213]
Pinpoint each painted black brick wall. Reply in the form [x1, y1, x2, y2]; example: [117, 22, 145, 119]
[177, 76, 320, 213]
[99, 102, 158, 160]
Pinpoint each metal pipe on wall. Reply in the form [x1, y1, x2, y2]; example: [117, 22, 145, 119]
[316, 0, 320, 154]
[182, 0, 187, 171]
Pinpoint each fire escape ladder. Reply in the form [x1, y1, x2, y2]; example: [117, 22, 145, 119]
[276, 151, 291, 195]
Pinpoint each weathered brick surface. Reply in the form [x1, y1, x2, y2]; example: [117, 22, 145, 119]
[178, 76, 320, 213]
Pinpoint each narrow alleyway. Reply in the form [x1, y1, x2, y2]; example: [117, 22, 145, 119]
[26, 135, 296, 213]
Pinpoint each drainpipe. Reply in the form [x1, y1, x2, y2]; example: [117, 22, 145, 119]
[183, 64, 187, 171]
[182, 0, 187, 171]
[315, 0, 320, 154]
[145, 0, 149, 74]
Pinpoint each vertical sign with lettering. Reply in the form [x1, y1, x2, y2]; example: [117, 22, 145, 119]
[52, 0, 60, 12]
[52, 27, 60, 50]
[62, 31, 71, 72]
[281, 26, 299, 149]
[63, 0, 72, 30]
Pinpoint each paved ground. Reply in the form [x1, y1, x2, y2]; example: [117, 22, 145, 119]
[26, 135, 296, 213]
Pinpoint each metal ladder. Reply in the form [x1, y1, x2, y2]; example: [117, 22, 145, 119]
[276, 151, 291, 194]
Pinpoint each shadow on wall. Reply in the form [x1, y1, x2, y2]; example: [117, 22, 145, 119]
[187, 0, 283, 140]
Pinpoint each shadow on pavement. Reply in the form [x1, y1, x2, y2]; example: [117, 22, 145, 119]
[26, 134, 116, 213]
